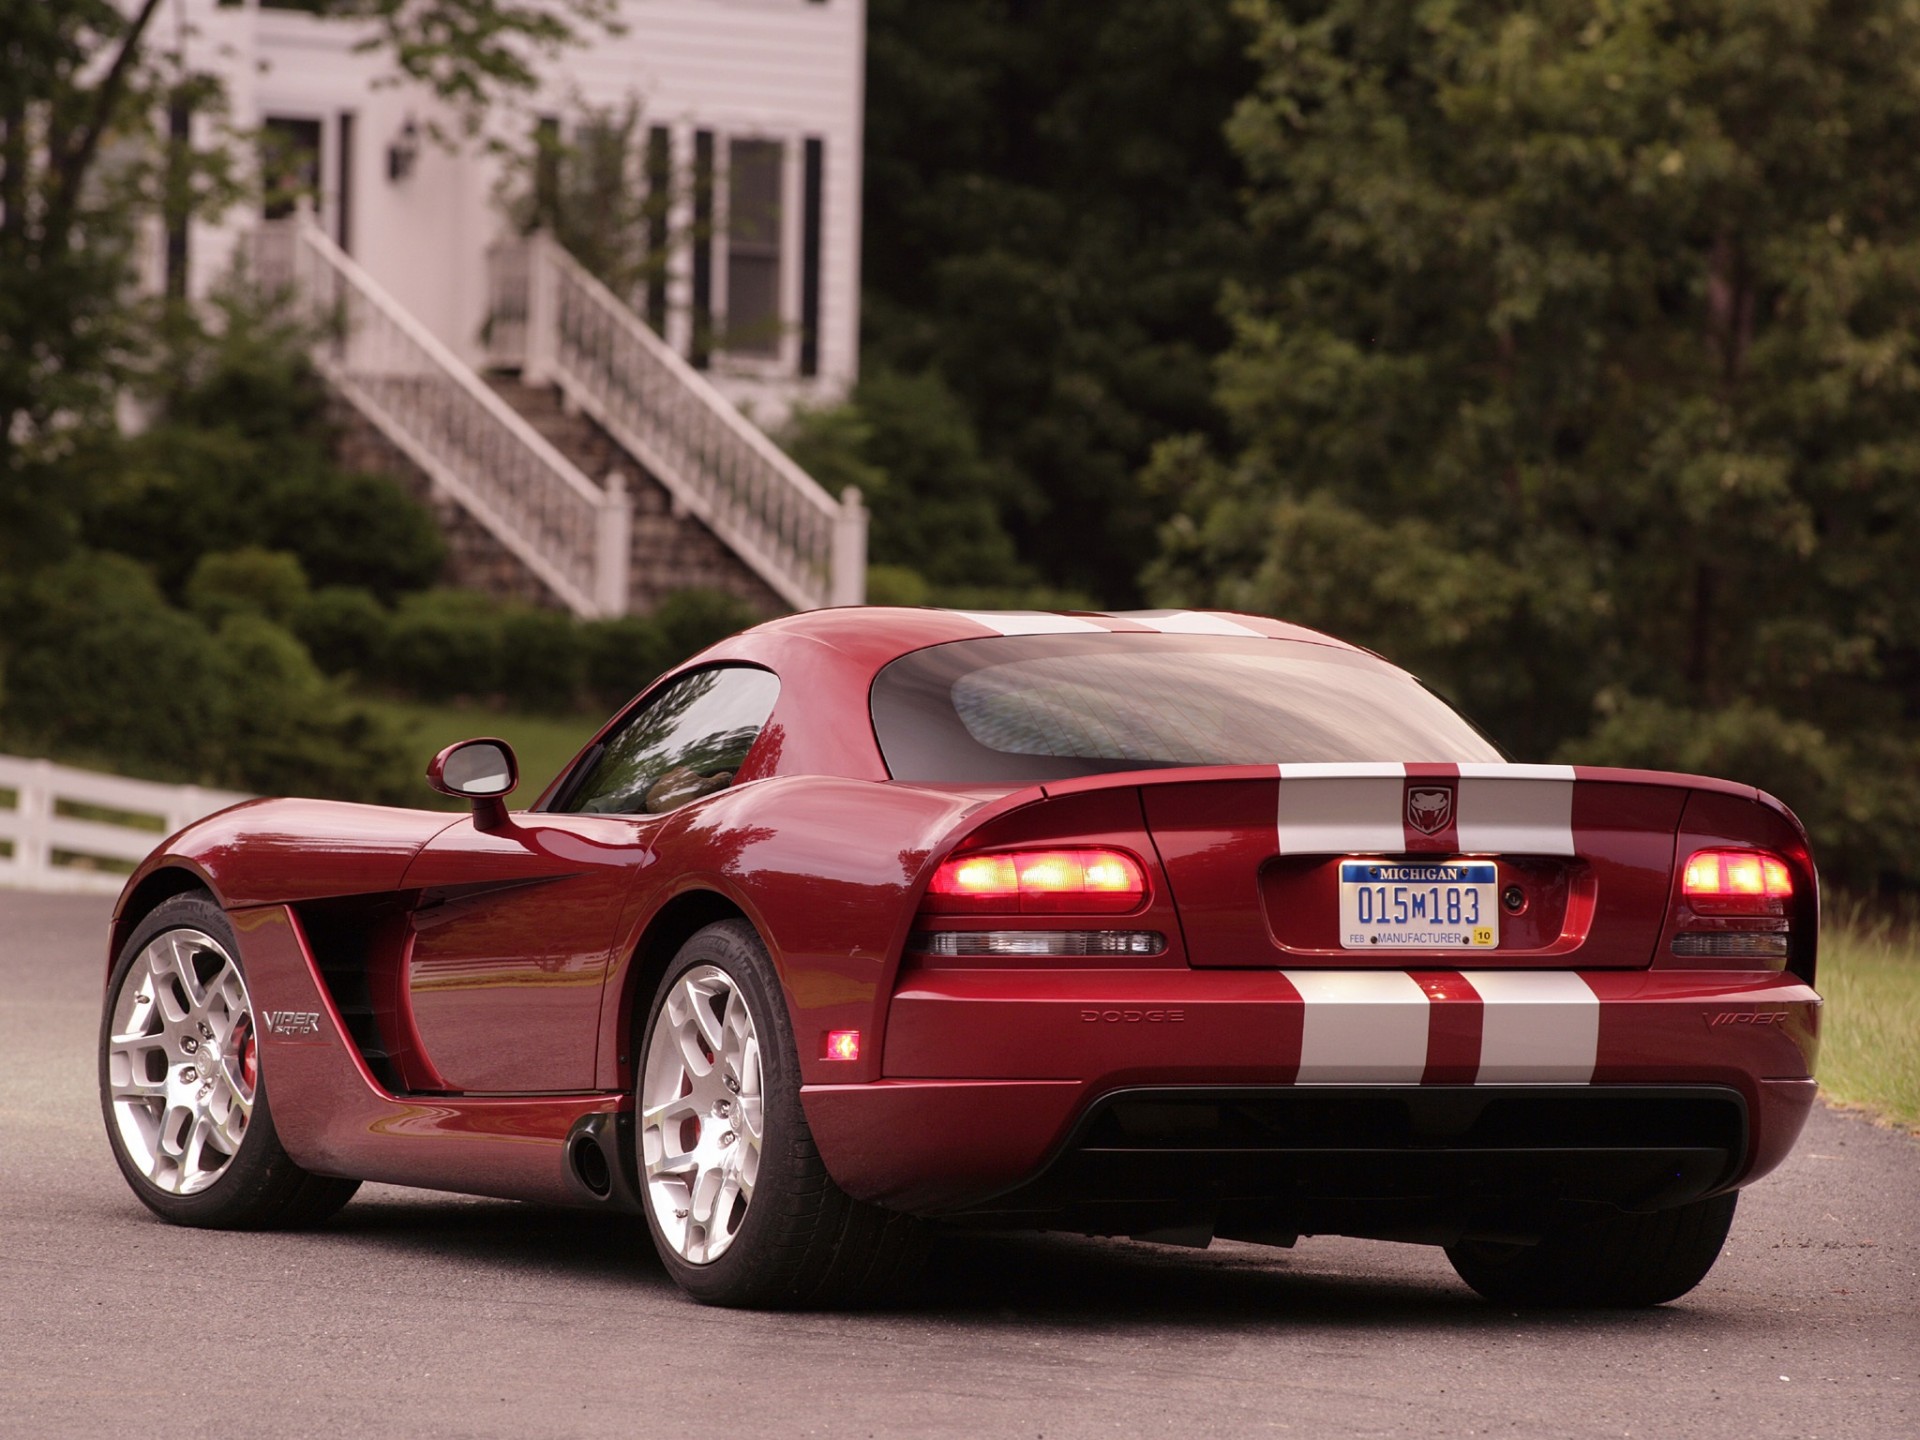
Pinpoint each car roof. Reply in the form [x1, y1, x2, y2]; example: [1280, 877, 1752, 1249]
[738, 606, 1363, 654]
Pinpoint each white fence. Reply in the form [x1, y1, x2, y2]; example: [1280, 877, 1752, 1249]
[0, 755, 250, 896]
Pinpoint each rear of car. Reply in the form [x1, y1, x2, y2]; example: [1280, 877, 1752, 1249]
[805, 625, 1820, 1304]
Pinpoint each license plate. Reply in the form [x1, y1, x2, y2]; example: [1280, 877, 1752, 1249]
[1338, 860, 1499, 950]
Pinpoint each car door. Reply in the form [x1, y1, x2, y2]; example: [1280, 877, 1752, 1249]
[398, 666, 782, 1094]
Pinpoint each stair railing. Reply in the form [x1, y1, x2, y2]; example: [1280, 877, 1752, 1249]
[254, 214, 631, 618]
[499, 232, 866, 611]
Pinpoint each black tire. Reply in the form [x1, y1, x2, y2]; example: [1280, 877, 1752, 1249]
[1445, 1191, 1739, 1307]
[99, 893, 360, 1230]
[636, 919, 927, 1308]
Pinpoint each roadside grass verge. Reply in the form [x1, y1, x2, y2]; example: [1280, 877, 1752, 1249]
[357, 697, 604, 811]
[1817, 903, 1920, 1134]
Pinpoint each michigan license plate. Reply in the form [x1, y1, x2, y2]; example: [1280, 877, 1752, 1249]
[1338, 860, 1499, 950]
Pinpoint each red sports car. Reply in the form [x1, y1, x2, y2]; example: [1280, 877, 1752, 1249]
[99, 608, 1821, 1307]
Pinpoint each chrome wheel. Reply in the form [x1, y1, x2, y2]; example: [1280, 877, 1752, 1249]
[105, 928, 257, 1197]
[640, 963, 764, 1264]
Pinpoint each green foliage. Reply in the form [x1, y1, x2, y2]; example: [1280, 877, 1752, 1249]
[293, 585, 391, 677]
[582, 615, 673, 709]
[783, 369, 1035, 591]
[0, 551, 412, 801]
[652, 588, 762, 666]
[82, 294, 446, 599]
[864, 0, 1256, 602]
[1, 553, 224, 775]
[1149, 0, 1920, 889]
[186, 548, 311, 627]
[498, 607, 588, 712]
[381, 589, 507, 701]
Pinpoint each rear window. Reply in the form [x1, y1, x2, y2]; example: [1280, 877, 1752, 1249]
[871, 635, 1502, 783]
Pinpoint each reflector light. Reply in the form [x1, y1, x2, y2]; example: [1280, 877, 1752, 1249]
[1671, 932, 1789, 964]
[925, 848, 1148, 914]
[822, 1030, 861, 1062]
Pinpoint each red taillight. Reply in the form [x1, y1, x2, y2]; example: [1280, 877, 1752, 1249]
[925, 847, 1148, 914]
[1682, 848, 1793, 913]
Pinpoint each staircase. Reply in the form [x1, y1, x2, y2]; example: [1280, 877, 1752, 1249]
[251, 216, 865, 618]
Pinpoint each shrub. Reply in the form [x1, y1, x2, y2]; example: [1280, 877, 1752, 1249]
[208, 614, 416, 803]
[654, 588, 760, 667]
[582, 615, 671, 709]
[498, 606, 588, 712]
[380, 589, 505, 700]
[0, 553, 224, 773]
[185, 547, 311, 626]
[292, 586, 391, 677]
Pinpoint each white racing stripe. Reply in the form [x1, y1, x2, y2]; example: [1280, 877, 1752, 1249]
[1459, 970, 1600, 1083]
[1284, 969, 1430, 1084]
[1118, 610, 1268, 638]
[948, 610, 1111, 636]
[1455, 763, 1577, 856]
[1277, 762, 1407, 855]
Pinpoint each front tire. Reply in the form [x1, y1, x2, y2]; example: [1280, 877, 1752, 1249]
[1445, 1191, 1739, 1307]
[636, 920, 925, 1307]
[99, 893, 359, 1229]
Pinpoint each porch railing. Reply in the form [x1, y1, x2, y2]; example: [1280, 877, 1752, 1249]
[253, 216, 630, 618]
[488, 232, 866, 611]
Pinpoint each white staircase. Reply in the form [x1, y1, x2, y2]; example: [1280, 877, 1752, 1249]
[251, 216, 865, 617]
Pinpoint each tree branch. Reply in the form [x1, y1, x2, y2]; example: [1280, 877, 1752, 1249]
[45, 0, 167, 248]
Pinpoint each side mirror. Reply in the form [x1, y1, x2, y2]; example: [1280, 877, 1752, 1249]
[427, 738, 519, 831]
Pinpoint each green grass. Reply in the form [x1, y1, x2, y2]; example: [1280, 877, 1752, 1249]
[1818, 903, 1920, 1134]
[359, 698, 604, 810]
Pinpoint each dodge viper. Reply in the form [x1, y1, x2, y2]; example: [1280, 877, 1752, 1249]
[99, 608, 1821, 1307]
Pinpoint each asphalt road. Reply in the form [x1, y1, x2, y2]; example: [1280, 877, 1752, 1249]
[1, 891, 1913, 1439]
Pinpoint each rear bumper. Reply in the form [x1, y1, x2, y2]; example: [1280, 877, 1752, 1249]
[799, 965, 1820, 1219]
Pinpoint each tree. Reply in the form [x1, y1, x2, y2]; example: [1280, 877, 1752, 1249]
[1147, 0, 1920, 887]
[863, 0, 1257, 604]
[0, 0, 614, 573]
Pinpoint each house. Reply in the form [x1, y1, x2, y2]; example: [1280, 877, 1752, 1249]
[154, 0, 869, 617]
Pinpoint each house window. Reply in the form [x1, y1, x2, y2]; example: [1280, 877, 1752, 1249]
[261, 116, 322, 221]
[725, 139, 783, 358]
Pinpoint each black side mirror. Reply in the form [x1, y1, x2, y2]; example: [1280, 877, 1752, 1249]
[427, 738, 519, 830]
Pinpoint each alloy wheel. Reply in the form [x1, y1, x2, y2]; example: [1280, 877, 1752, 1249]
[104, 928, 258, 1196]
[640, 963, 765, 1264]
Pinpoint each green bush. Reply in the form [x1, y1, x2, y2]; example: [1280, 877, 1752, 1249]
[380, 589, 505, 700]
[292, 586, 391, 677]
[0, 551, 414, 804]
[185, 547, 311, 626]
[654, 588, 760, 667]
[498, 607, 588, 712]
[209, 614, 416, 803]
[0, 553, 223, 773]
[582, 615, 672, 709]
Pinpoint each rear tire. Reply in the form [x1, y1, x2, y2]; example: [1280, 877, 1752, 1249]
[99, 894, 360, 1230]
[1445, 1191, 1738, 1307]
[636, 919, 926, 1308]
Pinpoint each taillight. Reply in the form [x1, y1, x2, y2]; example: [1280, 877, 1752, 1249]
[1682, 849, 1793, 915]
[1671, 847, 1794, 966]
[924, 847, 1148, 914]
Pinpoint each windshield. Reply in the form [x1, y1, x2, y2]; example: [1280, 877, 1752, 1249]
[870, 635, 1502, 783]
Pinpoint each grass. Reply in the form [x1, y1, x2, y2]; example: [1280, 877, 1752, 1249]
[1817, 902, 1920, 1134]
[359, 697, 604, 810]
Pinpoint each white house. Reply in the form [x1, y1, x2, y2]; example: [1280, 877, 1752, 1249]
[150, 0, 870, 617]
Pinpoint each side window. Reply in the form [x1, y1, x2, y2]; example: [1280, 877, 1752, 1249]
[561, 667, 780, 815]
